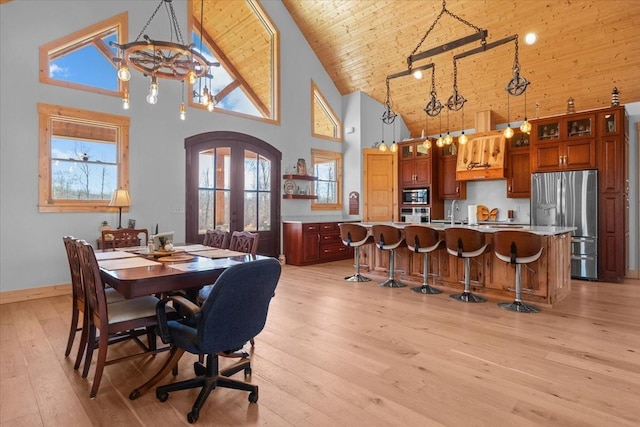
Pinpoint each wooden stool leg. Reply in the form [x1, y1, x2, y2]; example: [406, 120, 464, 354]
[345, 246, 371, 282]
[498, 264, 540, 313]
[379, 249, 406, 288]
[411, 252, 441, 294]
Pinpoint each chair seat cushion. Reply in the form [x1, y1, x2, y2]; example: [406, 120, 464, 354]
[108, 296, 173, 325]
[105, 287, 125, 304]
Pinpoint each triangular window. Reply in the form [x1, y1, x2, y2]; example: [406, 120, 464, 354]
[189, 0, 279, 121]
[312, 81, 342, 141]
[39, 13, 128, 97]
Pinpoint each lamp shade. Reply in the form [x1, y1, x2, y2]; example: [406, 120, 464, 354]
[109, 189, 131, 207]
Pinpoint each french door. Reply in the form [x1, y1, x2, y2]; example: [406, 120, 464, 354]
[185, 131, 281, 256]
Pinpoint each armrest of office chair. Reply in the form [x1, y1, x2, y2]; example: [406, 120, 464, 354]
[156, 296, 202, 344]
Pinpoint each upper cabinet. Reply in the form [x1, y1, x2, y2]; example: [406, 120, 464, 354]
[439, 143, 466, 200]
[399, 140, 432, 187]
[506, 131, 531, 198]
[531, 113, 596, 172]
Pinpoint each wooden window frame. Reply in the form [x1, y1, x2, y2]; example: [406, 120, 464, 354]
[39, 13, 128, 97]
[188, 0, 280, 124]
[311, 149, 343, 211]
[311, 81, 342, 142]
[38, 103, 130, 213]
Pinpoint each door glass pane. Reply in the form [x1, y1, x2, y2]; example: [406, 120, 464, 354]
[258, 155, 271, 191]
[243, 191, 257, 231]
[215, 190, 230, 231]
[198, 189, 214, 232]
[244, 150, 258, 191]
[258, 192, 271, 231]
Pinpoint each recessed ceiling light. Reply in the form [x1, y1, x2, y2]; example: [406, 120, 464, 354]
[524, 33, 537, 45]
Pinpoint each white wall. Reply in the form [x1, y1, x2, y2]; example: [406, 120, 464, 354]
[0, 0, 348, 292]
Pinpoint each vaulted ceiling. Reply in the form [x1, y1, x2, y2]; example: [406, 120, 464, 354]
[282, 0, 640, 137]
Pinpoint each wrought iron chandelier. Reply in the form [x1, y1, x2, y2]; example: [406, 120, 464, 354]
[381, 0, 530, 148]
[110, 0, 219, 119]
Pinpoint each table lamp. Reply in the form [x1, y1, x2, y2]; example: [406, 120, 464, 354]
[109, 189, 131, 229]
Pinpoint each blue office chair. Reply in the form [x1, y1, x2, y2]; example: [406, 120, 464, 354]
[152, 258, 281, 424]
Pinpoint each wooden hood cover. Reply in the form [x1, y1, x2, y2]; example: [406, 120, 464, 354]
[455, 131, 506, 181]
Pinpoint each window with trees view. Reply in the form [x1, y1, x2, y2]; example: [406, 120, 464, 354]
[38, 103, 129, 212]
[311, 149, 342, 211]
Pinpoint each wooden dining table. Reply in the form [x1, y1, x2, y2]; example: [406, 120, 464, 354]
[97, 244, 267, 299]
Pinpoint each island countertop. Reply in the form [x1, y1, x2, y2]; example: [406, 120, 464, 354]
[357, 222, 576, 236]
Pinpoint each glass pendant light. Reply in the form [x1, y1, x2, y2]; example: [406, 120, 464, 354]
[503, 93, 514, 138]
[519, 91, 531, 134]
[122, 91, 130, 110]
[117, 64, 131, 81]
[458, 106, 468, 144]
[179, 82, 186, 120]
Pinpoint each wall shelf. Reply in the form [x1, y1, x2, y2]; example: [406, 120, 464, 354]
[282, 174, 318, 199]
[282, 194, 317, 200]
[282, 174, 318, 181]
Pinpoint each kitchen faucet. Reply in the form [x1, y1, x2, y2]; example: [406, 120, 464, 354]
[450, 200, 458, 225]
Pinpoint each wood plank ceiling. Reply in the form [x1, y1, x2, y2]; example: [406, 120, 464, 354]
[282, 0, 640, 137]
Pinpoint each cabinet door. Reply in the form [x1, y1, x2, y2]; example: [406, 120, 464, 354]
[302, 225, 320, 262]
[414, 156, 431, 186]
[507, 150, 531, 198]
[400, 160, 417, 186]
[598, 136, 623, 192]
[439, 155, 466, 199]
[565, 139, 595, 169]
[532, 143, 563, 172]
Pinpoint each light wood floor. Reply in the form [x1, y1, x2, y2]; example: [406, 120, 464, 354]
[1, 260, 639, 426]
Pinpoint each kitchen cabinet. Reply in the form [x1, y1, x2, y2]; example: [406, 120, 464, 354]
[438, 144, 466, 200]
[596, 106, 628, 282]
[282, 174, 317, 200]
[283, 221, 353, 266]
[399, 140, 432, 187]
[531, 113, 596, 172]
[506, 131, 531, 198]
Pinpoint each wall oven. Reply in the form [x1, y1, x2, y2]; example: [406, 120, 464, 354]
[400, 207, 431, 223]
[402, 188, 429, 205]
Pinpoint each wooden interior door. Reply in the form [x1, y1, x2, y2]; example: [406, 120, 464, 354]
[185, 132, 281, 256]
[363, 149, 397, 222]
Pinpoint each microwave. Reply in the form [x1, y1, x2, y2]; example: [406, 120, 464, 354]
[402, 188, 429, 205]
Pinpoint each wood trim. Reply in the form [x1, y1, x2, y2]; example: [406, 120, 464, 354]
[0, 284, 71, 305]
[311, 80, 343, 142]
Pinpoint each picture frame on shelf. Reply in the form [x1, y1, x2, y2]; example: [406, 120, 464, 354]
[296, 158, 307, 175]
[128, 219, 136, 229]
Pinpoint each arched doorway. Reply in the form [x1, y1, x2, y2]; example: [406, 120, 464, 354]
[185, 131, 281, 257]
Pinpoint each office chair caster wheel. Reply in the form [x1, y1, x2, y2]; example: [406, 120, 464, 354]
[244, 367, 252, 377]
[248, 390, 258, 403]
[156, 391, 169, 402]
[194, 361, 206, 376]
[187, 410, 199, 423]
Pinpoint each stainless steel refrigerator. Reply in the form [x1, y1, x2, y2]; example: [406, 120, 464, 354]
[531, 170, 598, 280]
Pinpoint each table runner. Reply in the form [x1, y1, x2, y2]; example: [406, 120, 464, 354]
[98, 257, 161, 270]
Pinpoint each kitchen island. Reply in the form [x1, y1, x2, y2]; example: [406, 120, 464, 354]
[357, 222, 575, 306]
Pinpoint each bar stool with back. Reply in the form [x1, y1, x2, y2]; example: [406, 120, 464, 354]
[371, 224, 406, 288]
[339, 223, 372, 282]
[493, 230, 544, 313]
[404, 225, 443, 294]
[444, 227, 489, 302]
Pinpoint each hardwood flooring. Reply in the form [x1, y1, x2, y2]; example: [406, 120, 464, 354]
[1, 260, 639, 426]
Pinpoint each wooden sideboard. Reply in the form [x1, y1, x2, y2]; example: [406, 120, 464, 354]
[283, 221, 354, 266]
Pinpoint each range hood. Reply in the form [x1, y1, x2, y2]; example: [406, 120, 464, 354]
[455, 131, 506, 181]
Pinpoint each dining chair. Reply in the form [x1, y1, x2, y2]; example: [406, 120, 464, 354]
[74, 239, 174, 398]
[228, 230, 260, 256]
[203, 229, 230, 249]
[101, 228, 148, 250]
[152, 258, 282, 423]
[62, 236, 125, 369]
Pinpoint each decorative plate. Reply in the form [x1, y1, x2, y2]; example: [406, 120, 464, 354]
[283, 180, 296, 195]
[477, 205, 490, 221]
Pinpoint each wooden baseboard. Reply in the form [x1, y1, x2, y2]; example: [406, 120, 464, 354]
[0, 283, 71, 305]
[626, 269, 639, 280]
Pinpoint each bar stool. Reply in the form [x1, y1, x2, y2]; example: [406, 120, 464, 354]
[493, 230, 543, 313]
[339, 223, 372, 282]
[444, 227, 488, 303]
[404, 225, 443, 294]
[371, 224, 406, 288]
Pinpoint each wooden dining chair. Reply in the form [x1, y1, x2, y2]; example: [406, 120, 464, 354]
[203, 229, 230, 249]
[101, 228, 148, 250]
[228, 231, 259, 256]
[74, 239, 174, 398]
[62, 236, 124, 369]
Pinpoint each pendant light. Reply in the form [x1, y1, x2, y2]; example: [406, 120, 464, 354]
[519, 91, 531, 134]
[503, 93, 514, 139]
[458, 106, 468, 145]
[423, 112, 431, 150]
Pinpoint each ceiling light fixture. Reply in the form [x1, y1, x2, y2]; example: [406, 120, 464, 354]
[110, 0, 219, 115]
[520, 90, 531, 134]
